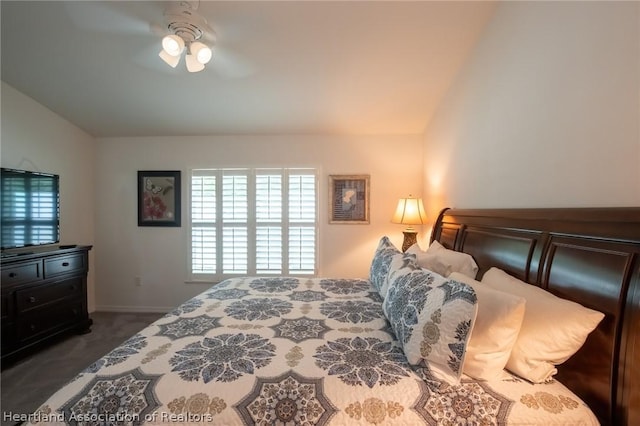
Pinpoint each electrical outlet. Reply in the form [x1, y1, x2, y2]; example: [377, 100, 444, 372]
[135, 276, 142, 286]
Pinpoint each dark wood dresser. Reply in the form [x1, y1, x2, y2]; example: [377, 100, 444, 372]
[1, 245, 92, 366]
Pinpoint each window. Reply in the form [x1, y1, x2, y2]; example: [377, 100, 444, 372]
[190, 168, 317, 280]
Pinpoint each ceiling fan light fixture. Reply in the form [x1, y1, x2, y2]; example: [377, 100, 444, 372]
[162, 34, 185, 56]
[190, 41, 212, 65]
[185, 54, 205, 72]
[159, 49, 180, 68]
[159, 2, 215, 73]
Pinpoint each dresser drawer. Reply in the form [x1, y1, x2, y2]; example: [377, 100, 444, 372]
[44, 253, 85, 278]
[15, 277, 83, 312]
[1, 292, 10, 320]
[0, 261, 41, 286]
[16, 301, 84, 343]
[1, 320, 16, 354]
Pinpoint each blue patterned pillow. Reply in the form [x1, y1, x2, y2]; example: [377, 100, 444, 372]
[369, 237, 400, 295]
[383, 268, 478, 383]
[380, 251, 420, 302]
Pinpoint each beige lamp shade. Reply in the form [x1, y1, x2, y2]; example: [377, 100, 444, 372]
[392, 197, 427, 228]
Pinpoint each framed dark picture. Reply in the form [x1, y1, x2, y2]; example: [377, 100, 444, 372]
[137, 170, 181, 227]
[329, 174, 370, 224]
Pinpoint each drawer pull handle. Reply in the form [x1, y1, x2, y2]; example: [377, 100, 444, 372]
[30, 324, 36, 331]
[62, 262, 70, 267]
[29, 296, 36, 303]
[9, 272, 17, 278]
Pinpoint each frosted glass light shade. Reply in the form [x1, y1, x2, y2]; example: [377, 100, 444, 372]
[159, 49, 180, 68]
[392, 197, 427, 226]
[185, 54, 205, 72]
[191, 41, 212, 64]
[162, 34, 185, 56]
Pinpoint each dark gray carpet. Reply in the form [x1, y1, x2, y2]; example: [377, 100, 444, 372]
[0, 311, 164, 425]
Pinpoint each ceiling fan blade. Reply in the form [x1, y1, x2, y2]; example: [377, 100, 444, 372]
[209, 47, 254, 79]
[63, 1, 161, 36]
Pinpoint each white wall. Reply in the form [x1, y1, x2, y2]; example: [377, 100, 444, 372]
[94, 134, 424, 311]
[423, 1, 640, 218]
[0, 82, 97, 310]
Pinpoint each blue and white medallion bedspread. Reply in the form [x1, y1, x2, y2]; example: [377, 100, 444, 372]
[29, 277, 599, 425]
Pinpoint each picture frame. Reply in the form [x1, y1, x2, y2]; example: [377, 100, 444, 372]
[137, 170, 181, 227]
[329, 174, 370, 224]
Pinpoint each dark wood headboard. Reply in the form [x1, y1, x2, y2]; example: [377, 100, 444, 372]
[431, 208, 639, 426]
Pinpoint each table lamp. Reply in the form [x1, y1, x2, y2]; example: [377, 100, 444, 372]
[391, 196, 427, 252]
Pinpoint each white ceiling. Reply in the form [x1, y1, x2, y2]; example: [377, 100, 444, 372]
[1, 1, 496, 138]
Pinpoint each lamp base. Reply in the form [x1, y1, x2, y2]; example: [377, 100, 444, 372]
[401, 230, 418, 252]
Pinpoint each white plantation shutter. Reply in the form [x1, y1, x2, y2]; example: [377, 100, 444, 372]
[256, 173, 283, 274]
[288, 173, 316, 274]
[222, 174, 248, 222]
[289, 174, 316, 222]
[289, 227, 315, 274]
[191, 172, 216, 273]
[223, 227, 248, 273]
[256, 174, 282, 222]
[256, 226, 282, 273]
[190, 168, 317, 280]
[191, 175, 216, 221]
[192, 228, 216, 273]
[222, 173, 248, 273]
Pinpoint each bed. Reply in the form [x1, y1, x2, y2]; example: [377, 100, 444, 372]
[26, 207, 639, 425]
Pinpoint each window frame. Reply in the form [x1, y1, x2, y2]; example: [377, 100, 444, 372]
[188, 167, 318, 282]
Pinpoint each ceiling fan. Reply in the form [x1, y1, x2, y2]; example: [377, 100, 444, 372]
[158, 1, 216, 73]
[62, 0, 253, 78]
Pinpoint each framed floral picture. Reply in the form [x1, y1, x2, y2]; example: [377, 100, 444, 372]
[329, 174, 370, 224]
[137, 170, 181, 227]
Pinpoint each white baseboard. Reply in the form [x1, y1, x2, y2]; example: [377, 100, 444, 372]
[93, 305, 172, 314]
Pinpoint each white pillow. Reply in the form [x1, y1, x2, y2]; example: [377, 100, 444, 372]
[407, 241, 478, 279]
[406, 244, 450, 276]
[449, 272, 526, 381]
[481, 267, 605, 383]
